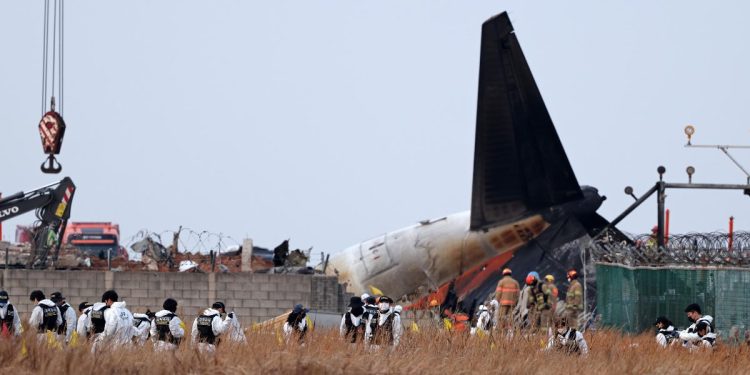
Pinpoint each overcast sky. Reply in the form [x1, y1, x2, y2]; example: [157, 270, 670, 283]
[3, 1, 750, 254]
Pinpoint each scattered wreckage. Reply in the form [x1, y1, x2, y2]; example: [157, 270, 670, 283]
[1, 227, 315, 274]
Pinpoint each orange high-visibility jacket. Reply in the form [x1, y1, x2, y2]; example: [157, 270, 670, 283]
[495, 276, 520, 306]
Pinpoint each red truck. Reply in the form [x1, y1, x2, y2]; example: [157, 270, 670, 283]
[62, 222, 128, 260]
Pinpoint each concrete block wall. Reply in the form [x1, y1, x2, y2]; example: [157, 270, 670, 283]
[0, 269, 346, 326]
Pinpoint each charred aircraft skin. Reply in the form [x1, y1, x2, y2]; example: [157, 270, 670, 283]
[326, 186, 607, 301]
[327, 212, 548, 299]
[327, 12, 620, 305]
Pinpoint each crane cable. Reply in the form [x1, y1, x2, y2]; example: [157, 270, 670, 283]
[41, 0, 64, 116]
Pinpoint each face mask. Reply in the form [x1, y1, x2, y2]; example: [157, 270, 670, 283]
[557, 328, 567, 334]
[688, 316, 696, 323]
[378, 303, 390, 312]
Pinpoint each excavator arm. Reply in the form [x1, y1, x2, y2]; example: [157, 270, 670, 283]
[0, 177, 76, 267]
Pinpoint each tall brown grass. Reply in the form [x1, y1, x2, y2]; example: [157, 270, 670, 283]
[0, 327, 746, 374]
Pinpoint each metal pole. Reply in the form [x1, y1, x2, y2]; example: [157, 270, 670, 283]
[657, 182, 666, 248]
[592, 184, 659, 240]
[107, 248, 111, 270]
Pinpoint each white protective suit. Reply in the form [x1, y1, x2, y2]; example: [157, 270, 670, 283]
[58, 302, 77, 343]
[94, 301, 134, 349]
[86, 302, 109, 339]
[679, 315, 714, 348]
[150, 310, 185, 351]
[364, 307, 403, 349]
[546, 328, 589, 355]
[191, 308, 230, 352]
[225, 313, 246, 343]
[0, 303, 23, 336]
[76, 306, 92, 339]
[132, 313, 152, 346]
[471, 305, 492, 336]
[339, 309, 363, 337]
[283, 314, 308, 343]
[656, 325, 678, 347]
[29, 299, 62, 334]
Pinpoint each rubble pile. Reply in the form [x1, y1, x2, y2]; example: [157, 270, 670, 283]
[1, 235, 310, 273]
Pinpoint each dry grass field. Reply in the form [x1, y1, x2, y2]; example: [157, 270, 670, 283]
[0, 327, 747, 374]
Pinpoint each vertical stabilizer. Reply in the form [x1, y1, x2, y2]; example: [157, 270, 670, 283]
[470, 12, 582, 230]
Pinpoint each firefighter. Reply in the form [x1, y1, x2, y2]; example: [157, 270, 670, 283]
[191, 302, 231, 352]
[654, 316, 678, 348]
[494, 268, 520, 330]
[365, 296, 402, 350]
[132, 310, 152, 345]
[564, 269, 583, 329]
[95, 290, 135, 350]
[283, 304, 309, 344]
[50, 291, 77, 344]
[538, 275, 558, 332]
[524, 272, 543, 331]
[28, 290, 61, 336]
[0, 290, 22, 337]
[151, 298, 185, 351]
[76, 302, 93, 339]
[340, 296, 366, 343]
[546, 317, 589, 355]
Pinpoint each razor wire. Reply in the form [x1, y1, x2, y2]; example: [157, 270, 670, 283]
[123, 228, 241, 255]
[590, 230, 750, 267]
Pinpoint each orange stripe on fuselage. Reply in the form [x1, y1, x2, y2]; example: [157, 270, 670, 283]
[406, 250, 515, 310]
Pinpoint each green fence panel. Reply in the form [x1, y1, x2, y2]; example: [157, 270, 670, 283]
[596, 263, 748, 335]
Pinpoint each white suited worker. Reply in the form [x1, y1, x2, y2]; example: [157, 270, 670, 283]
[0, 290, 22, 337]
[678, 303, 715, 349]
[93, 290, 134, 351]
[283, 304, 309, 344]
[132, 312, 152, 346]
[76, 302, 93, 339]
[191, 302, 231, 352]
[151, 298, 185, 351]
[50, 291, 77, 344]
[364, 296, 402, 350]
[28, 290, 62, 336]
[471, 303, 493, 336]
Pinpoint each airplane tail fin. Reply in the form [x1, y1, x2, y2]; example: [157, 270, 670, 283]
[470, 12, 582, 230]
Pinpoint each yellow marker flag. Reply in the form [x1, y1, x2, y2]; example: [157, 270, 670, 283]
[69, 331, 79, 347]
[443, 318, 453, 331]
[46, 331, 62, 350]
[410, 322, 420, 333]
[179, 321, 187, 331]
[490, 342, 496, 350]
[477, 329, 485, 338]
[305, 316, 313, 331]
[275, 327, 283, 345]
[20, 338, 28, 357]
[368, 285, 384, 296]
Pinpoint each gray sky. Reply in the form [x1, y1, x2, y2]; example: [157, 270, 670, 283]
[3, 1, 750, 254]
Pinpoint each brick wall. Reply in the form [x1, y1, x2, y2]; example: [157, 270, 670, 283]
[0, 270, 346, 325]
